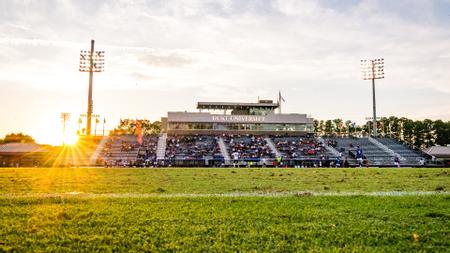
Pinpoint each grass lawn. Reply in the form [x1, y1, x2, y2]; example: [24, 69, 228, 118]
[0, 167, 449, 252]
[0, 167, 448, 194]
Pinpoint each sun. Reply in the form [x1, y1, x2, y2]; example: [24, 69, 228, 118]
[33, 127, 79, 146]
[63, 132, 79, 145]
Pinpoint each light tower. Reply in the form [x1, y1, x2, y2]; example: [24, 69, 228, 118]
[361, 58, 384, 138]
[79, 40, 105, 136]
[61, 112, 71, 145]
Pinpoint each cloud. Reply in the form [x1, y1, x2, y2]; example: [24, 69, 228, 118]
[130, 72, 153, 81]
[138, 53, 192, 67]
[0, 0, 450, 142]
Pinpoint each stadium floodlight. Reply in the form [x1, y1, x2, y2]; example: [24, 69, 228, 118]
[61, 112, 71, 145]
[361, 58, 385, 138]
[79, 40, 105, 136]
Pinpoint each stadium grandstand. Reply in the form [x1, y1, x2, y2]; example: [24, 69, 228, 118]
[91, 99, 432, 168]
[0, 99, 437, 168]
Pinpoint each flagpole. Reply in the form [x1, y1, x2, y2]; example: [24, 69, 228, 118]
[278, 91, 286, 114]
[278, 91, 281, 114]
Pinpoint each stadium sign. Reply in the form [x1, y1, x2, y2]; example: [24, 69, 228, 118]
[212, 115, 266, 122]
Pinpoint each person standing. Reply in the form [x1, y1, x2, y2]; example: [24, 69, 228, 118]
[356, 146, 364, 167]
[419, 158, 425, 167]
[275, 155, 282, 168]
[394, 156, 400, 168]
[232, 151, 240, 168]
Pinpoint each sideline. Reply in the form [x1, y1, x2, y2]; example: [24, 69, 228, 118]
[1, 191, 448, 199]
[1, 167, 447, 170]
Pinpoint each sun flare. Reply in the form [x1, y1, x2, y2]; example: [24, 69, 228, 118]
[63, 133, 79, 145]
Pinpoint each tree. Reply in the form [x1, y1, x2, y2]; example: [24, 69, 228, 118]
[313, 120, 319, 135]
[401, 118, 415, 147]
[412, 120, 425, 148]
[150, 121, 161, 135]
[1, 133, 35, 144]
[422, 119, 435, 148]
[345, 120, 352, 135]
[112, 119, 161, 135]
[314, 116, 450, 146]
[387, 116, 400, 139]
[314, 120, 325, 136]
[324, 120, 333, 136]
[434, 120, 450, 146]
[379, 117, 391, 137]
[333, 118, 343, 135]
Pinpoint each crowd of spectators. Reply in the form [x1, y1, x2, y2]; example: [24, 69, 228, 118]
[165, 135, 222, 160]
[137, 136, 158, 162]
[121, 141, 136, 152]
[223, 134, 273, 160]
[101, 136, 138, 158]
[101, 135, 149, 163]
[273, 136, 326, 159]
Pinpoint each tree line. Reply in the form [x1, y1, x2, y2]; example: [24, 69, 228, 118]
[0, 133, 35, 144]
[314, 116, 450, 149]
[111, 119, 161, 136]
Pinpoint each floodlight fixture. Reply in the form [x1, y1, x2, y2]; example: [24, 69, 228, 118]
[79, 40, 105, 136]
[360, 58, 385, 138]
[61, 112, 71, 145]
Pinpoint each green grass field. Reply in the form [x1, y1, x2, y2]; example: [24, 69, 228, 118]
[0, 168, 449, 252]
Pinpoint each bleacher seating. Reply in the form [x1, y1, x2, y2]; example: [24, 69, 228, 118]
[376, 138, 425, 166]
[325, 137, 428, 166]
[327, 137, 389, 166]
[100, 135, 146, 166]
[272, 136, 329, 159]
[95, 134, 428, 167]
[165, 135, 222, 160]
[137, 136, 159, 162]
[223, 134, 274, 160]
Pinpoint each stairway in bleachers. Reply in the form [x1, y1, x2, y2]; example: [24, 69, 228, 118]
[218, 137, 230, 162]
[156, 133, 167, 160]
[317, 137, 340, 157]
[265, 137, 281, 157]
[90, 136, 109, 164]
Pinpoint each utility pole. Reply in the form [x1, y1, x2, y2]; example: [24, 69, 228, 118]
[361, 58, 384, 138]
[79, 40, 105, 136]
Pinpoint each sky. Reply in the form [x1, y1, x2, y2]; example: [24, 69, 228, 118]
[0, 0, 449, 145]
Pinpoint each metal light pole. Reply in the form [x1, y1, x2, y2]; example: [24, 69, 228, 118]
[78, 117, 82, 134]
[79, 113, 100, 136]
[361, 58, 384, 138]
[61, 112, 71, 145]
[102, 118, 106, 136]
[79, 40, 105, 136]
[95, 117, 100, 136]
